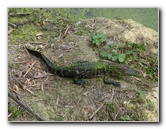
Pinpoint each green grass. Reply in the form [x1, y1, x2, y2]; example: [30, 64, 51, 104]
[9, 23, 39, 42]
[8, 8, 77, 44]
[8, 100, 28, 120]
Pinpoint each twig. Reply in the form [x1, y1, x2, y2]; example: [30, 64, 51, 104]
[13, 61, 28, 64]
[8, 92, 44, 121]
[89, 102, 105, 120]
[110, 88, 115, 102]
[23, 60, 36, 77]
[10, 13, 31, 17]
[12, 76, 26, 90]
[26, 88, 35, 94]
[41, 77, 49, 91]
[114, 111, 119, 120]
[12, 76, 38, 97]
[34, 73, 54, 79]
[58, 30, 62, 41]
[8, 113, 13, 118]
[40, 83, 44, 91]
[30, 42, 46, 44]
[8, 22, 17, 28]
[62, 25, 69, 39]
[56, 95, 59, 106]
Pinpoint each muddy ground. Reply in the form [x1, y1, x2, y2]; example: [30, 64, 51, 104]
[8, 16, 158, 121]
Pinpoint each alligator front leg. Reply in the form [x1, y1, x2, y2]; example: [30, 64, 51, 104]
[103, 76, 121, 87]
[73, 78, 86, 85]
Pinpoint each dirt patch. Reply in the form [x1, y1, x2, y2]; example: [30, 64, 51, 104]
[8, 17, 158, 121]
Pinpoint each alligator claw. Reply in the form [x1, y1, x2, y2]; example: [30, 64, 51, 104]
[103, 76, 121, 87]
[110, 81, 121, 87]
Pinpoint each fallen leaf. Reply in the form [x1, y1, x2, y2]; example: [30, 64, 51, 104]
[36, 32, 44, 37]
[13, 84, 20, 92]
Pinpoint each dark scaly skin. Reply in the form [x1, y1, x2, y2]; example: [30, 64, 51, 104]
[26, 47, 140, 86]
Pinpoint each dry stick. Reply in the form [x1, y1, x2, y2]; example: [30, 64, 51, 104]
[58, 30, 62, 41]
[12, 76, 37, 97]
[26, 88, 35, 95]
[89, 102, 105, 120]
[8, 113, 13, 118]
[34, 73, 54, 79]
[89, 88, 115, 120]
[62, 25, 69, 39]
[8, 92, 44, 121]
[12, 76, 26, 90]
[8, 22, 17, 28]
[23, 60, 36, 77]
[30, 42, 46, 44]
[114, 111, 119, 120]
[9, 13, 31, 17]
[41, 76, 49, 91]
[110, 88, 115, 102]
[13, 61, 28, 64]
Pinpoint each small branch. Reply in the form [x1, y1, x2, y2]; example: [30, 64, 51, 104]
[114, 111, 119, 120]
[12, 76, 38, 97]
[13, 61, 28, 64]
[12, 76, 26, 90]
[23, 60, 36, 77]
[8, 92, 44, 121]
[89, 102, 105, 120]
[30, 42, 46, 44]
[41, 76, 49, 91]
[9, 13, 31, 17]
[58, 30, 62, 41]
[8, 22, 17, 28]
[8, 113, 13, 118]
[34, 73, 54, 79]
[62, 25, 69, 39]
[110, 88, 115, 102]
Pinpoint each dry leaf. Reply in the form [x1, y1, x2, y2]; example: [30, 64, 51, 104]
[8, 27, 13, 34]
[13, 84, 20, 92]
[36, 32, 44, 37]
[143, 73, 147, 78]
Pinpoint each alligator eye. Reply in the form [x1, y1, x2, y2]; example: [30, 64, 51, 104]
[118, 64, 128, 70]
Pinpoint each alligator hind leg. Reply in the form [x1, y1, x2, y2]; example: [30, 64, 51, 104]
[103, 76, 121, 87]
[73, 78, 86, 85]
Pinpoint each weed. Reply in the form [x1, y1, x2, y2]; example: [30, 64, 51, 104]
[138, 90, 146, 98]
[90, 33, 158, 83]
[91, 32, 107, 46]
[8, 100, 28, 119]
[120, 115, 128, 121]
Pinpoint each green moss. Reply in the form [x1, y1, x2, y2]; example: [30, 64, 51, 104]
[9, 23, 39, 42]
[8, 8, 77, 44]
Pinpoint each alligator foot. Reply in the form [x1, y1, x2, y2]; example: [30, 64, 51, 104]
[73, 78, 86, 85]
[103, 76, 121, 87]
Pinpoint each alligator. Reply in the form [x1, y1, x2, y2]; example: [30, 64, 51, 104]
[26, 47, 140, 86]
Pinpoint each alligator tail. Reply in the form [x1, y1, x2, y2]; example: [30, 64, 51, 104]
[26, 47, 56, 73]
